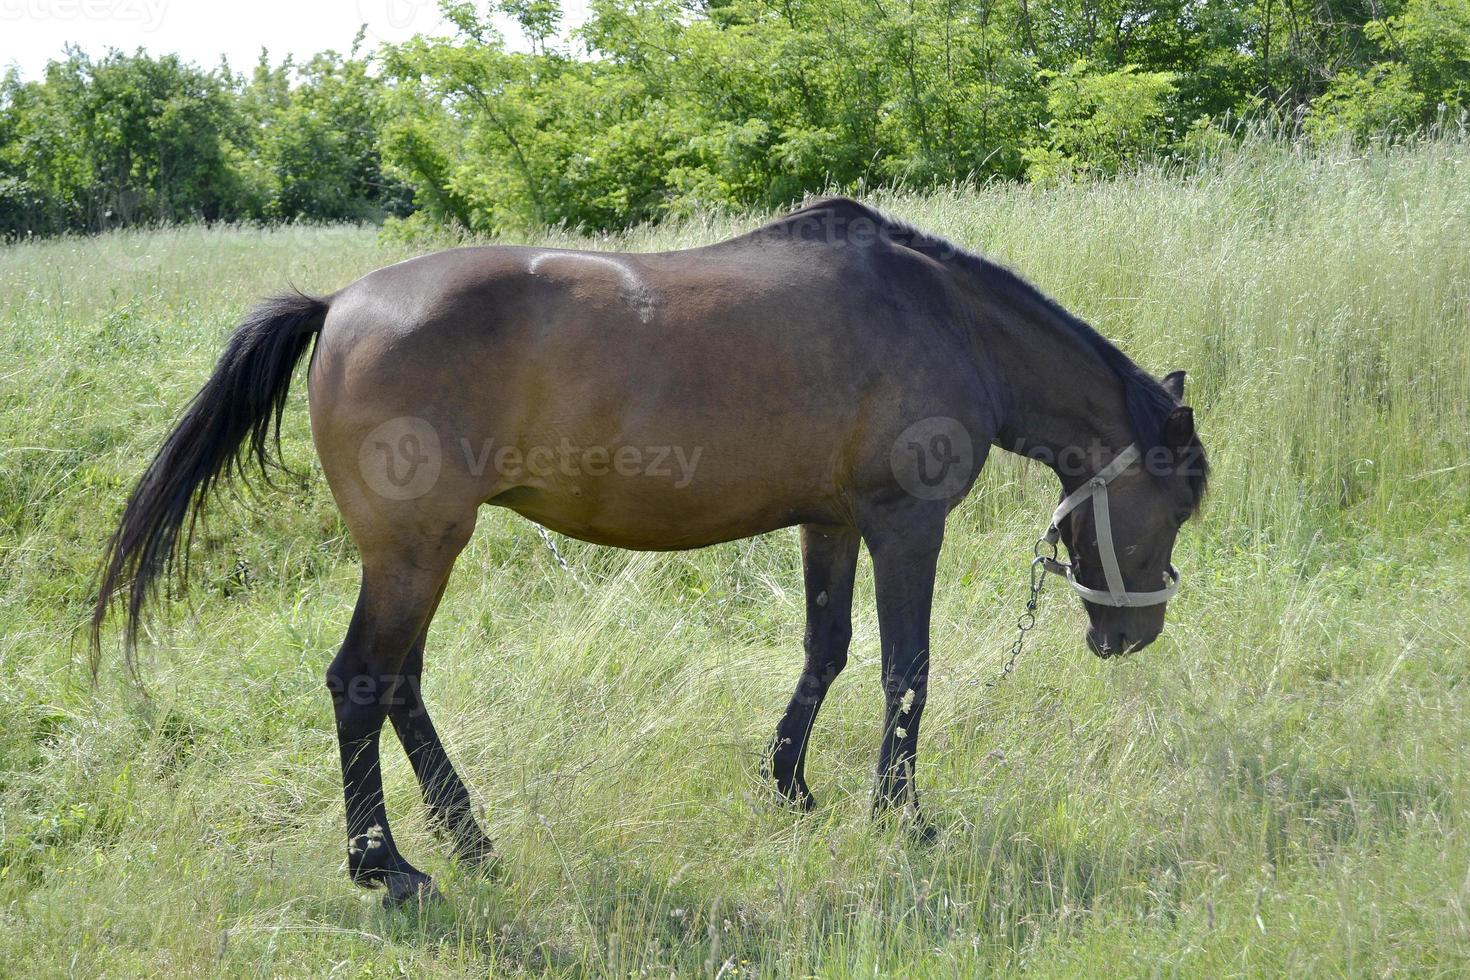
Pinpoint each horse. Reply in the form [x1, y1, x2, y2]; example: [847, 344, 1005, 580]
[92, 197, 1208, 904]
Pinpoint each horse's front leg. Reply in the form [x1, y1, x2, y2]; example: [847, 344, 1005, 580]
[861, 499, 946, 835]
[768, 523, 860, 809]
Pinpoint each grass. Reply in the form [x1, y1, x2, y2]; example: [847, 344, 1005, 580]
[1, 137, 1468, 976]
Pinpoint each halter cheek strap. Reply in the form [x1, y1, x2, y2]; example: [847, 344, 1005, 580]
[1037, 444, 1181, 608]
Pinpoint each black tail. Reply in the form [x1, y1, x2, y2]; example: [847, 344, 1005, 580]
[91, 291, 331, 659]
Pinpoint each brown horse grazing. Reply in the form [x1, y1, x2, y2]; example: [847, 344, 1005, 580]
[93, 198, 1207, 903]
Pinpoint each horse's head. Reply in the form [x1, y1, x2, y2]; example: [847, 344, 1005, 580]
[1053, 370, 1207, 657]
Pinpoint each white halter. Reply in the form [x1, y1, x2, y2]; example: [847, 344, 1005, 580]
[1037, 444, 1181, 608]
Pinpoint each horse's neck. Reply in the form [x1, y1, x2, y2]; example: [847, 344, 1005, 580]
[983, 296, 1134, 489]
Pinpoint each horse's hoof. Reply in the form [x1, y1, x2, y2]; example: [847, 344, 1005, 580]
[777, 789, 817, 812]
[382, 871, 440, 908]
[872, 802, 939, 844]
[767, 768, 817, 811]
[907, 817, 940, 846]
[454, 839, 503, 879]
[774, 781, 817, 812]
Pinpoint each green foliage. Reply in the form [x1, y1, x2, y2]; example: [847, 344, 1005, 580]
[1022, 60, 1177, 182]
[242, 49, 409, 221]
[1308, 0, 1470, 140]
[378, 25, 681, 231]
[1308, 61, 1426, 141]
[373, 0, 1470, 230]
[2, 0, 1469, 235]
[1373, 0, 1470, 108]
[374, 0, 1033, 226]
[0, 47, 405, 237]
[0, 51, 245, 235]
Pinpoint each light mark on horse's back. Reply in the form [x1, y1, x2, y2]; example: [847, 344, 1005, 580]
[528, 250, 658, 324]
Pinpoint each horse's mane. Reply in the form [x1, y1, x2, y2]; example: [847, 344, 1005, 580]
[777, 197, 1209, 507]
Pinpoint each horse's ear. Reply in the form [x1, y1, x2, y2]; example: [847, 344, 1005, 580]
[1165, 405, 1194, 447]
[1161, 370, 1187, 401]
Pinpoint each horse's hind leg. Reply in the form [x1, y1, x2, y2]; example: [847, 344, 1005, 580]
[326, 521, 473, 904]
[767, 524, 860, 809]
[389, 598, 496, 870]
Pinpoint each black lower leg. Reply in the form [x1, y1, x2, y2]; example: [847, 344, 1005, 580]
[327, 572, 447, 904]
[875, 651, 930, 815]
[388, 636, 496, 867]
[331, 653, 431, 900]
[863, 501, 944, 833]
[769, 524, 859, 808]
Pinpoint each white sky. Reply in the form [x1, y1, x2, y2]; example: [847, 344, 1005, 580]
[0, 0, 591, 80]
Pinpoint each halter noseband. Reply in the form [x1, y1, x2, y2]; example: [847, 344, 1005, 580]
[1037, 444, 1181, 608]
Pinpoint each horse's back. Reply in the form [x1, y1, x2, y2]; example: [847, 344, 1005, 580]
[307, 233, 993, 548]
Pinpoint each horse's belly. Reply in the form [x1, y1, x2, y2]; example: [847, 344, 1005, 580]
[491, 477, 837, 551]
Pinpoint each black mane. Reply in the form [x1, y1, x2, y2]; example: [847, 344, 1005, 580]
[784, 197, 1209, 507]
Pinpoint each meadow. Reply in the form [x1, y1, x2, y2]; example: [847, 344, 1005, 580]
[1, 139, 1468, 976]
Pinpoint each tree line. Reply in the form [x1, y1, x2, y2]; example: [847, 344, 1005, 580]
[2, 0, 1467, 238]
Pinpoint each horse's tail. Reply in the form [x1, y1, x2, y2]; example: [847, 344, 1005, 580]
[91, 291, 331, 660]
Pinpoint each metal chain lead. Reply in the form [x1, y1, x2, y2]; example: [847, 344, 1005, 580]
[534, 523, 592, 594]
[986, 534, 1055, 687]
[535, 523, 1052, 674]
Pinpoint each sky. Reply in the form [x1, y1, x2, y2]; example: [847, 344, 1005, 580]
[0, 0, 591, 80]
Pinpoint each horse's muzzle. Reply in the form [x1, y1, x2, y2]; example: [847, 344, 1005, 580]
[1086, 628, 1158, 658]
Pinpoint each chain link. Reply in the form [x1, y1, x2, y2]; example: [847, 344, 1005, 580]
[535, 522, 1052, 682]
[985, 534, 1055, 687]
[534, 523, 592, 594]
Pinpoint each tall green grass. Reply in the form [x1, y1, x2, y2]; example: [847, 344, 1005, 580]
[1, 138, 1467, 976]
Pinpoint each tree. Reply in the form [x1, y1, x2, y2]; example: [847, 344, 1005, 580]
[244, 46, 409, 221]
[1308, 0, 1470, 139]
[1022, 60, 1177, 182]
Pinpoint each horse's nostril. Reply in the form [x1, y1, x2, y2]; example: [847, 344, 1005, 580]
[1087, 629, 1117, 658]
